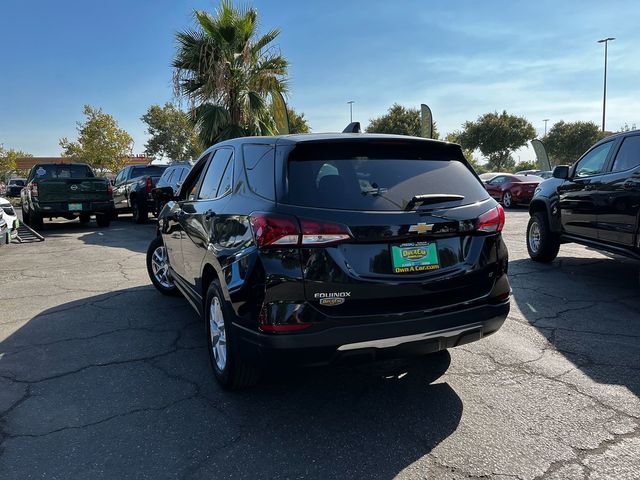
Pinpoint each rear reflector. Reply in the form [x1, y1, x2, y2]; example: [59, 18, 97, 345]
[476, 205, 505, 233]
[259, 323, 312, 332]
[249, 213, 352, 248]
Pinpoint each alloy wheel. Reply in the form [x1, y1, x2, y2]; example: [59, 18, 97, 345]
[503, 191, 512, 208]
[528, 221, 541, 253]
[151, 245, 173, 288]
[209, 297, 227, 371]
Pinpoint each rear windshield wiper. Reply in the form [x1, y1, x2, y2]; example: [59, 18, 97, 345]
[404, 194, 465, 211]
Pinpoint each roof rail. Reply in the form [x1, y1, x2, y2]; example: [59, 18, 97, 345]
[342, 122, 361, 133]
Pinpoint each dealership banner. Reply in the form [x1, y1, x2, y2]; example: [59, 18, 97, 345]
[420, 104, 433, 139]
[531, 139, 552, 170]
[272, 91, 290, 135]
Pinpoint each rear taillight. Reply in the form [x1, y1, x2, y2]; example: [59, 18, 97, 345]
[107, 183, 113, 196]
[145, 177, 153, 194]
[476, 205, 505, 233]
[250, 213, 300, 247]
[249, 213, 353, 248]
[31, 182, 38, 197]
[300, 219, 352, 245]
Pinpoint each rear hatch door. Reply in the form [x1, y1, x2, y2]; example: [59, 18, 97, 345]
[33, 164, 110, 203]
[277, 139, 502, 319]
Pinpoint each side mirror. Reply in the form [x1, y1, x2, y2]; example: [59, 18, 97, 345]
[552, 165, 570, 180]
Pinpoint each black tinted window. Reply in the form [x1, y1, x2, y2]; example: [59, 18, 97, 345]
[130, 166, 167, 178]
[33, 164, 94, 179]
[243, 144, 275, 201]
[284, 156, 488, 211]
[612, 136, 640, 172]
[198, 149, 233, 200]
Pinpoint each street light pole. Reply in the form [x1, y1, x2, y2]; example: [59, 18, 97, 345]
[597, 37, 615, 132]
[543, 119, 549, 137]
[347, 101, 354, 123]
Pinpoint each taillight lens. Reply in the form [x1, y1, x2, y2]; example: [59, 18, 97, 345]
[145, 177, 153, 194]
[250, 213, 300, 247]
[300, 219, 352, 245]
[107, 182, 113, 196]
[249, 213, 353, 248]
[476, 205, 505, 233]
[31, 182, 38, 197]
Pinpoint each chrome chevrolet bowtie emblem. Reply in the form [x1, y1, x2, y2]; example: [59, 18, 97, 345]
[408, 223, 433, 234]
[70, 185, 78, 191]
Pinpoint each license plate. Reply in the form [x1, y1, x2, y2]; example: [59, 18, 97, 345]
[391, 242, 440, 274]
[68, 203, 83, 211]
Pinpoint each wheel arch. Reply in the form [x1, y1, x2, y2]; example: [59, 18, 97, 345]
[529, 197, 562, 233]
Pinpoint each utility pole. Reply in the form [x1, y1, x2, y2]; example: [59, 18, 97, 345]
[597, 37, 615, 132]
[347, 101, 354, 123]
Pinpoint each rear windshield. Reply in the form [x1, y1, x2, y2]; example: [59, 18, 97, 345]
[9, 179, 25, 186]
[130, 166, 167, 178]
[283, 143, 489, 211]
[33, 164, 94, 179]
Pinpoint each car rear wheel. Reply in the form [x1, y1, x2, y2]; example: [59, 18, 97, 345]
[146, 236, 179, 296]
[132, 199, 148, 224]
[205, 281, 260, 390]
[96, 214, 110, 227]
[502, 191, 514, 208]
[527, 212, 560, 262]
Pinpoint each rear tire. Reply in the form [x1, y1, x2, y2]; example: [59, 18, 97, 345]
[205, 281, 260, 390]
[132, 199, 148, 224]
[79, 213, 91, 224]
[527, 212, 560, 262]
[96, 214, 111, 228]
[30, 212, 44, 230]
[146, 236, 180, 296]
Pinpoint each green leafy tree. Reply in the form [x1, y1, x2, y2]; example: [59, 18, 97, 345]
[173, 1, 289, 147]
[0, 146, 32, 179]
[59, 105, 133, 172]
[287, 107, 310, 134]
[367, 103, 439, 139]
[142, 103, 201, 161]
[513, 160, 538, 172]
[445, 132, 481, 170]
[458, 111, 536, 171]
[543, 121, 607, 165]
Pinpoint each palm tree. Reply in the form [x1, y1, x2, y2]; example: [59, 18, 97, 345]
[173, 1, 289, 147]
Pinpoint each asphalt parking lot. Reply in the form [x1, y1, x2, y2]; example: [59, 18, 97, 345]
[1, 209, 639, 479]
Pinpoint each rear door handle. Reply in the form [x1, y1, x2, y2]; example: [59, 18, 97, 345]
[204, 209, 215, 220]
[623, 180, 640, 190]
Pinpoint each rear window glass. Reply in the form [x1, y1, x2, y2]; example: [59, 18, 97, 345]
[33, 165, 94, 179]
[282, 143, 488, 211]
[130, 166, 167, 178]
[9, 179, 25, 186]
[243, 144, 275, 201]
[514, 175, 543, 182]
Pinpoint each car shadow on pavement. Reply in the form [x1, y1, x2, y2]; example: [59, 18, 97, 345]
[0, 286, 462, 479]
[509, 255, 640, 400]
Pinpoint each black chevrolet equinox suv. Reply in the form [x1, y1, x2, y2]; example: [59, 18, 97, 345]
[146, 133, 510, 389]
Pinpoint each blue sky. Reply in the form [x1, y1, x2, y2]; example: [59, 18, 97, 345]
[1, 0, 639, 162]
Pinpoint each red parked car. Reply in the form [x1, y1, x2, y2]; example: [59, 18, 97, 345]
[483, 174, 543, 208]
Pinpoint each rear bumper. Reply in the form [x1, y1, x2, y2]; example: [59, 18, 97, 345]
[34, 200, 114, 216]
[233, 300, 509, 367]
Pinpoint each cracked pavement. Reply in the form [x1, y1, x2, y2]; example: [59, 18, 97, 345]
[0, 210, 638, 479]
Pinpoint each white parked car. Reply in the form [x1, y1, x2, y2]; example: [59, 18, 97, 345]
[0, 197, 18, 243]
[0, 210, 7, 246]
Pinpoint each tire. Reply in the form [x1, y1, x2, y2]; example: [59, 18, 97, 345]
[502, 190, 514, 208]
[205, 281, 260, 390]
[30, 211, 44, 230]
[21, 204, 30, 225]
[79, 213, 91, 224]
[96, 214, 111, 227]
[132, 198, 148, 224]
[146, 236, 180, 296]
[527, 212, 560, 263]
